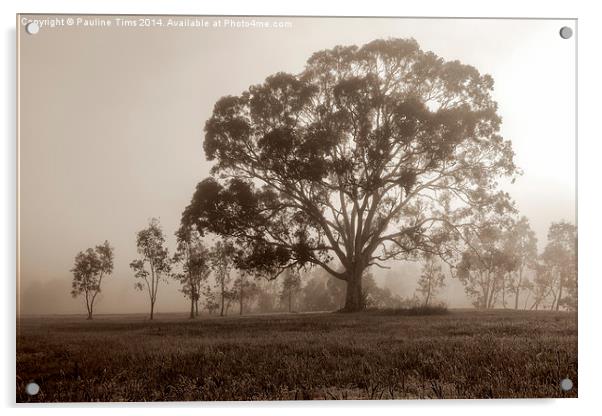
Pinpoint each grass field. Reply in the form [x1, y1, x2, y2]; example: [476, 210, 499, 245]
[16, 310, 577, 402]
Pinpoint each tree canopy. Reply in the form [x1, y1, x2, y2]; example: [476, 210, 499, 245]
[183, 38, 518, 311]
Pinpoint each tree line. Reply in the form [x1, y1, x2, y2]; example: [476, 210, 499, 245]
[70, 215, 575, 319]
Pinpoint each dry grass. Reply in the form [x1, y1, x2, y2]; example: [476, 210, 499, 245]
[16, 309, 577, 402]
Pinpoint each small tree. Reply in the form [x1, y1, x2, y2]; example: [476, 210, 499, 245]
[255, 279, 281, 313]
[210, 240, 237, 316]
[130, 218, 171, 320]
[416, 256, 446, 307]
[173, 225, 211, 318]
[540, 221, 577, 311]
[503, 216, 537, 309]
[456, 219, 518, 309]
[280, 269, 302, 312]
[528, 262, 555, 310]
[362, 272, 403, 309]
[70, 240, 114, 319]
[202, 284, 220, 315]
[232, 271, 260, 315]
[300, 270, 342, 312]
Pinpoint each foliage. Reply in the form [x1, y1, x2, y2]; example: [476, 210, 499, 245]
[70, 240, 114, 319]
[182, 38, 518, 311]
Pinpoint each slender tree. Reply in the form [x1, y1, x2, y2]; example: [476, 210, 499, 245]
[540, 221, 577, 311]
[130, 218, 171, 320]
[456, 218, 518, 309]
[182, 38, 518, 311]
[232, 271, 260, 315]
[503, 216, 537, 309]
[173, 224, 211, 318]
[362, 271, 403, 309]
[202, 284, 220, 315]
[280, 268, 302, 312]
[416, 256, 446, 307]
[210, 240, 237, 316]
[528, 262, 555, 310]
[70, 240, 114, 319]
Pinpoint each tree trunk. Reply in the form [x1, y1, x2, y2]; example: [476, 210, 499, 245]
[556, 279, 563, 311]
[87, 309, 93, 320]
[482, 272, 490, 310]
[150, 301, 155, 320]
[195, 300, 199, 317]
[220, 278, 225, 317]
[288, 290, 292, 313]
[189, 297, 195, 319]
[342, 271, 363, 312]
[502, 275, 506, 309]
[239, 277, 244, 316]
[514, 269, 523, 310]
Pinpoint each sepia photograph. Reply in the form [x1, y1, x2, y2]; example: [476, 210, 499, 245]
[16, 15, 577, 402]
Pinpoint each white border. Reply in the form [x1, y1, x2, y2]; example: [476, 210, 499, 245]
[3, 1, 600, 415]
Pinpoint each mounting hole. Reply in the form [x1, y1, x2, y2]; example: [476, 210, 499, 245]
[560, 378, 573, 391]
[25, 22, 40, 35]
[559, 26, 573, 39]
[25, 382, 40, 396]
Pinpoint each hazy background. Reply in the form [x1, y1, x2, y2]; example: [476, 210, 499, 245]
[18, 16, 576, 315]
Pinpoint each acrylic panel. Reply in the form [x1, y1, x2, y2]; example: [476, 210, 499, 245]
[16, 15, 577, 402]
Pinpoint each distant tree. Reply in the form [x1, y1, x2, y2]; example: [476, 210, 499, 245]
[503, 216, 538, 309]
[232, 271, 260, 315]
[210, 240, 237, 316]
[130, 218, 171, 320]
[280, 269, 302, 312]
[326, 273, 347, 310]
[70, 240, 114, 319]
[362, 272, 404, 309]
[300, 270, 342, 312]
[173, 225, 211, 318]
[416, 256, 446, 307]
[255, 279, 281, 313]
[298, 268, 400, 311]
[456, 219, 518, 309]
[202, 284, 220, 315]
[182, 38, 518, 312]
[528, 262, 555, 311]
[540, 221, 577, 311]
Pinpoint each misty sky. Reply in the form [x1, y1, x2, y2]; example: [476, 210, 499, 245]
[18, 16, 576, 315]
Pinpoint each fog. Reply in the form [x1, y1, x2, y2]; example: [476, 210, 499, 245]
[18, 16, 575, 315]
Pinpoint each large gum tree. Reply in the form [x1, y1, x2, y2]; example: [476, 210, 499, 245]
[183, 38, 517, 312]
